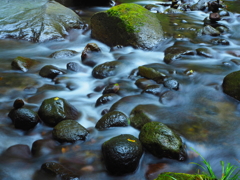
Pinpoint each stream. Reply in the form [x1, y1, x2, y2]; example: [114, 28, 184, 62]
[1, 0, 240, 179]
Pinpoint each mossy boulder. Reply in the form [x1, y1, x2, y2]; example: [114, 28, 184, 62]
[91, 3, 164, 49]
[222, 70, 240, 101]
[139, 121, 186, 160]
[155, 172, 215, 180]
[138, 66, 167, 83]
[102, 134, 143, 175]
[8, 108, 40, 130]
[0, 0, 84, 42]
[11, 56, 39, 72]
[95, 111, 129, 130]
[38, 97, 81, 126]
[52, 120, 88, 143]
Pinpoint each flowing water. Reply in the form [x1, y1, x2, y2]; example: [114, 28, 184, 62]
[1, 0, 240, 179]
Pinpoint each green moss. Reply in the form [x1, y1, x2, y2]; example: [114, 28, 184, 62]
[106, 3, 150, 33]
[155, 172, 216, 180]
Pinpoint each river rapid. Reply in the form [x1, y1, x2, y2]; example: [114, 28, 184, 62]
[1, 0, 240, 179]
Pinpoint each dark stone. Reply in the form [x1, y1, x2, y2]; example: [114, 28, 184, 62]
[38, 97, 81, 127]
[138, 66, 167, 83]
[222, 70, 240, 101]
[67, 62, 84, 72]
[13, 99, 24, 109]
[139, 121, 186, 160]
[196, 48, 213, 58]
[39, 65, 66, 79]
[81, 43, 101, 67]
[91, 3, 164, 49]
[8, 108, 39, 130]
[53, 120, 88, 143]
[163, 78, 179, 90]
[102, 134, 143, 175]
[31, 139, 57, 157]
[102, 83, 120, 94]
[163, 46, 195, 64]
[95, 93, 120, 107]
[0, 0, 84, 42]
[41, 162, 79, 179]
[92, 61, 123, 79]
[95, 111, 128, 130]
[135, 78, 157, 89]
[129, 105, 152, 130]
[208, 1, 220, 12]
[210, 38, 229, 45]
[209, 13, 221, 22]
[4, 144, 31, 159]
[49, 49, 78, 59]
[11, 56, 38, 72]
[141, 84, 162, 96]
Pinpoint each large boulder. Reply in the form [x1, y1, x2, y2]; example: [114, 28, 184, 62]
[222, 70, 240, 101]
[102, 134, 143, 175]
[139, 121, 186, 161]
[0, 0, 84, 42]
[38, 97, 81, 126]
[91, 3, 164, 49]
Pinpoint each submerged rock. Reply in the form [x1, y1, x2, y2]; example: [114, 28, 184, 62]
[139, 121, 186, 160]
[102, 134, 143, 175]
[0, 0, 84, 42]
[222, 70, 240, 101]
[52, 120, 88, 143]
[91, 3, 164, 49]
[8, 108, 40, 130]
[11, 56, 38, 72]
[31, 139, 57, 157]
[155, 172, 215, 180]
[95, 111, 129, 130]
[38, 97, 81, 126]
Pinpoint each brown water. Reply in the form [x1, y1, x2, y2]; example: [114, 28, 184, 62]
[1, 0, 240, 179]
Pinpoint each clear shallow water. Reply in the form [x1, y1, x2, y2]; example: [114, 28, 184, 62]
[1, 1, 240, 179]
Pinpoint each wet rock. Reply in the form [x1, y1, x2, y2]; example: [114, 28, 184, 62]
[155, 172, 215, 180]
[39, 65, 66, 79]
[53, 120, 88, 143]
[0, 0, 84, 42]
[222, 70, 240, 101]
[11, 56, 38, 72]
[81, 43, 101, 67]
[159, 90, 179, 106]
[196, 48, 213, 58]
[102, 83, 120, 94]
[209, 12, 221, 22]
[49, 49, 78, 59]
[41, 162, 79, 179]
[138, 66, 167, 83]
[135, 78, 157, 89]
[202, 25, 221, 36]
[13, 99, 25, 109]
[66, 62, 85, 72]
[164, 8, 184, 14]
[95, 111, 129, 130]
[163, 78, 179, 90]
[210, 38, 229, 45]
[3, 144, 31, 159]
[38, 97, 81, 127]
[163, 46, 195, 64]
[102, 134, 143, 175]
[141, 84, 162, 96]
[145, 4, 161, 13]
[8, 108, 39, 130]
[31, 139, 58, 157]
[95, 93, 120, 107]
[139, 121, 186, 160]
[91, 3, 164, 49]
[92, 61, 123, 79]
[129, 105, 152, 130]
